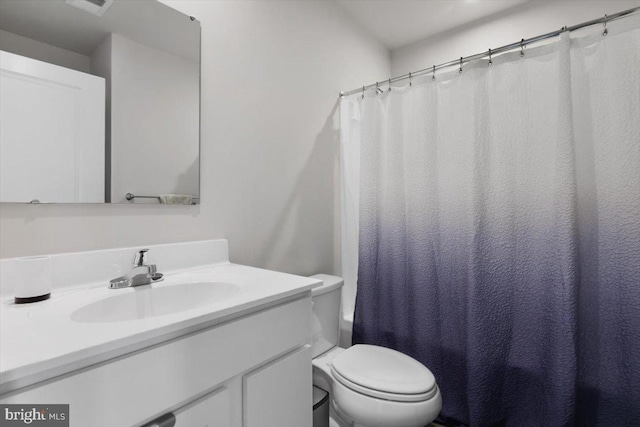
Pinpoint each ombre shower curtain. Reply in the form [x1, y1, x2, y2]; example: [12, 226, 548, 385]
[340, 19, 639, 427]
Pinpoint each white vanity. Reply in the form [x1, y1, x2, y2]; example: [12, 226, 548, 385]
[0, 240, 321, 426]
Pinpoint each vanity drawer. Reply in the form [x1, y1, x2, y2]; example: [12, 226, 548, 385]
[0, 296, 311, 427]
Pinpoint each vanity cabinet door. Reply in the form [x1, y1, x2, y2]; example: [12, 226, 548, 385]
[173, 387, 231, 427]
[244, 346, 312, 427]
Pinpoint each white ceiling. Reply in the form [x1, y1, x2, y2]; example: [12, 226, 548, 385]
[335, 0, 530, 50]
[0, 0, 199, 62]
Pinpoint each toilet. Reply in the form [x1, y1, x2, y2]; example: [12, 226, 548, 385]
[310, 274, 442, 427]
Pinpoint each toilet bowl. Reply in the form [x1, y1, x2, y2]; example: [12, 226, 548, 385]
[310, 275, 442, 427]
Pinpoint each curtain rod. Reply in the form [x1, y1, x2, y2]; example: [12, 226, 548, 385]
[340, 7, 640, 98]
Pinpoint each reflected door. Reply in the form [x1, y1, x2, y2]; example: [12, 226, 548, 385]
[0, 50, 105, 203]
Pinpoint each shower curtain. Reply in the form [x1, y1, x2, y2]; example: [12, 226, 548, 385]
[341, 19, 639, 427]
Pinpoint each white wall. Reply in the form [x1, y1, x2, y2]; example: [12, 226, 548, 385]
[109, 34, 199, 203]
[391, 0, 640, 76]
[90, 35, 113, 202]
[0, 29, 90, 73]
[0, 1, 389, 279]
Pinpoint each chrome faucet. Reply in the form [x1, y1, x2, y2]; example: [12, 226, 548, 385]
[109, 249, 163, 289]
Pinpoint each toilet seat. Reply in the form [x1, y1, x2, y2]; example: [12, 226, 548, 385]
[331, 366, 438, 402]
[330, 344, 438, 403]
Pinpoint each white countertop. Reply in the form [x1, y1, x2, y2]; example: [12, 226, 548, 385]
[0, 262, 321, 394]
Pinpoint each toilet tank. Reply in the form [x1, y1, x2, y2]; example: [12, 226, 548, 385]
[309, 274, 344, 358]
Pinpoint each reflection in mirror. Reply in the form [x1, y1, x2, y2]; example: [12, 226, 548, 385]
[0, 0, 200, 204]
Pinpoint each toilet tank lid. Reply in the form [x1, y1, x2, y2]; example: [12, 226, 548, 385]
[309, 274, 344, 296]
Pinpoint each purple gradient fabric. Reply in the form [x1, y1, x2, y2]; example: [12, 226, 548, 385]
[350, 25, 640, 427]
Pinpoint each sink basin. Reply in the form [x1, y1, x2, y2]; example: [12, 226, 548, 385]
[71, 282, 242, 323]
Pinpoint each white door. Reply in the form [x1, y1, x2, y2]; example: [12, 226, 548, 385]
[0, 50, 105, 203]
[173, 387, 232, 427]
[244, 346, 312, 427]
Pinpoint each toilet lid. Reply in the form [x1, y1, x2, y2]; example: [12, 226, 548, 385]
[331, 345, 437, 401]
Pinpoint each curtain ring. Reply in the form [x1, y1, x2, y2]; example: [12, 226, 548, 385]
[603, 14, 608, 36]
[388, 78, 392, 92]
[432, 65, 436, 81]
[376, 81, 382, 95]
[488, 48, 492, 66]
[409, 71, 412, 87]
[459, 57, 463, 74]
[520, 39, 525, 57]
[361, 85, 365, 100]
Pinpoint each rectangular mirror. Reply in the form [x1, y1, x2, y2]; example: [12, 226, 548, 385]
[0, 0, 200, 204]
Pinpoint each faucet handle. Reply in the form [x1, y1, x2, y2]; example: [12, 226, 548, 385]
[134, 249, 149, 266]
